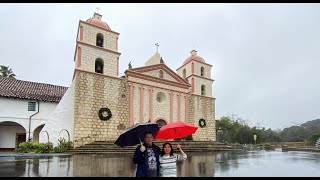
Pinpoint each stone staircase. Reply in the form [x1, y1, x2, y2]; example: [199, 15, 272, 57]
[66, 141, 236, 154]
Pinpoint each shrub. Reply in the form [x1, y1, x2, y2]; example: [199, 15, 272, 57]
[174, 135, 193, 141]
[56, 138, 73, 152]
[17, 141, 53, 153]
[35, 142, 53, 153]
[306, 133, 320, 146]
[18, 142, 32, 153]
[53, 146, 62, 153]
[17, 138, 73, 154]
[184, 135, 193, 141]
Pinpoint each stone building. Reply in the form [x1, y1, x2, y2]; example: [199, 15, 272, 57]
[36, 11, 217, 147]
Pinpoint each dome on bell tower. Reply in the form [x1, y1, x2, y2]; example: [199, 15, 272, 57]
[86, 12, 111, 31]
[182, 50, 205, 65]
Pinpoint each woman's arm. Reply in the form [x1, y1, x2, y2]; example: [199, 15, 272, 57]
[176, 144, 187, 160]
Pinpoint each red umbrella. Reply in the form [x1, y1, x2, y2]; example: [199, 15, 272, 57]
[154, 121, 198, 140]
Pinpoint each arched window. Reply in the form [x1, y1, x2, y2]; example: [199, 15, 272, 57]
[159, 70, 164, 78]
[183, 69, 186, 78]
[201, 67, 204, 76]
[96, 33, 104, 47]
[201, 85, 206, 96]
[95, 58, 104, 74]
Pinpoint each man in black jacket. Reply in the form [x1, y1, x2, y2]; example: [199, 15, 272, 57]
[132, 131, 161, 177]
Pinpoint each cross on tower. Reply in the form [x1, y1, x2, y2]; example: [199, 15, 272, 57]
[155, 43, 159, 53]
[96, 7, 101, 14]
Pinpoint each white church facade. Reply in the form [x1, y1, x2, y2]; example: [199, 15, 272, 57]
[0, 11, 216, 150]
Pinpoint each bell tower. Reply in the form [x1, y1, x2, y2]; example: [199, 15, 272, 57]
[177, 50, 213, 97]
[176, 50, 216, 142]
[73, 11, 121, 77]
[72, 11, 127, 148]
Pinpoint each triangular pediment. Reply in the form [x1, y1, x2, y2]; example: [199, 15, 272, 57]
[126, 64, 190, 86]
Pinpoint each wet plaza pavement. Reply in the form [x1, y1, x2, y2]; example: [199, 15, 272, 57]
[1, 149, 320, 177]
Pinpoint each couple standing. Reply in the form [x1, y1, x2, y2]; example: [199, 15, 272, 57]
[132, 131, 187, 177]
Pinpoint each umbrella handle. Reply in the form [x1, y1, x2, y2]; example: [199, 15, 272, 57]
[136, 129, 142, 145]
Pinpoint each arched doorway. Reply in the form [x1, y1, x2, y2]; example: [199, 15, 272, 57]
[155, 119, 167, 128]
[0, 121, 26, 151]
[33, 124, 45, 142]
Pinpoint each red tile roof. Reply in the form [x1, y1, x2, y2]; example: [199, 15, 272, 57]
[86, 18, 111, 30]
[0, 76, 68, 102]
[183, 55, 206, 65]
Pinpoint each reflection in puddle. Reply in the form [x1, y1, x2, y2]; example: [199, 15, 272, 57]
[0, 152, 215, 177]
[1, 150, 320, 177]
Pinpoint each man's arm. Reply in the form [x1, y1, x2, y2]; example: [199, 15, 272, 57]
[132, 145, 144, 164]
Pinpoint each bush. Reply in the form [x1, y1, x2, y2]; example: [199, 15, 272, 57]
[17, 138, 73, 154]
[17, 141, 58, 153]
[18, 142, 32, 153]
[35, 142, 53, 153]
[184, 135, 193, 141]
[56, 138, 73, 152]
[306, 133, 320, 146]
[17, 141, 53, 153]
[53, 146, 62, 153]
[174, 135, 193, 141]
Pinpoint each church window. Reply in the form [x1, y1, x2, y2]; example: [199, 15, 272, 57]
[95, 58, 104, 74]
[201, 67, 204, 76]
[159, 70, 164, 78]
[183, 69, 186, 78]
[96, 33, 104, 47]
[156, 92, 166, 103]
[201, 85, 206, 96]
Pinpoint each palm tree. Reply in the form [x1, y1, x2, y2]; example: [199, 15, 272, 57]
[0, 65, 16, 78]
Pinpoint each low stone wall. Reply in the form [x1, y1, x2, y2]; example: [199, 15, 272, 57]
[282, 147, 320, 153]
[271, 142, 308, 148]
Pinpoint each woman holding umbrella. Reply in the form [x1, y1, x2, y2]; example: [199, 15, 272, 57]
[159, 142, 187, 177]
[155, 121, 198, 177]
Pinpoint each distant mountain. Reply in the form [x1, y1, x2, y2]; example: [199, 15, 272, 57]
[279, 119, 320, 142]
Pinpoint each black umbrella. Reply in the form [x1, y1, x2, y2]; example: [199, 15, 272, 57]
[114, 122, 160, 147]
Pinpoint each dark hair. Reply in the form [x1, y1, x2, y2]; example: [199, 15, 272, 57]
[144, 131, 153, 138]
[161, 142, 174, 157]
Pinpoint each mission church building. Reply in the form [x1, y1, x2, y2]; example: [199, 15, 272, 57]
[0, 11, 216, 149]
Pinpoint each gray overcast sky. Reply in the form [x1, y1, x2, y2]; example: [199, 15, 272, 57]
[1, 3, 320, 130]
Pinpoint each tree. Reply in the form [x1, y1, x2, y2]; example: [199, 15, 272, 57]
[0, 65, 16, 78]
[216, 115, 281, 144]
[306, 133, 320, 146]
